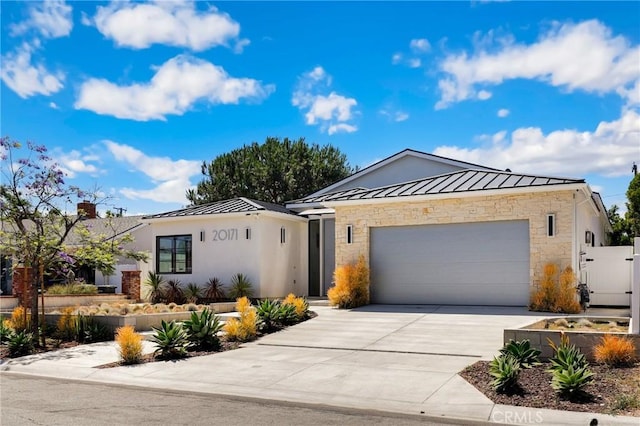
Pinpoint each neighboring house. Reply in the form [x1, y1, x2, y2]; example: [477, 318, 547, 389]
[0, 203, 152, 295]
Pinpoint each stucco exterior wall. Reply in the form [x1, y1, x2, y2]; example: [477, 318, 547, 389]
[334, 190, 578, 289]
[147, 213, 308, 299]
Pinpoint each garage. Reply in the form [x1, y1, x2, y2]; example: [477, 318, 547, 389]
[369, 220, 530, 306]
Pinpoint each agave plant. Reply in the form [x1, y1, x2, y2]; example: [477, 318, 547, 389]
[204, 277, 225, 301]
[151, 320, 189, 359]
[8, 330, 34, 357]
[145, 271, 166, 303]
[550, 364, 594, 398]
[489, 354, 520, 393]
[228, 273, 253, 299]
[547, 335, 588, 373]
[499, 339, 541, 369]
[277, 303, 299, 326]
[255, 299, 283, 332]
[184, 283, 203, 304]
[182, 308, 223, 350]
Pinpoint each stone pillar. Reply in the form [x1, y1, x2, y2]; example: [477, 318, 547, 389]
[122, 270, 141, 302]
[12, 267, 33, 307]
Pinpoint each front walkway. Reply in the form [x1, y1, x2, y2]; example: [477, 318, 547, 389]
[1, 305, 637, 425]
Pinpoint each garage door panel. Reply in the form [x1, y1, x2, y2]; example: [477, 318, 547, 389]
[370, 221, 530, 306]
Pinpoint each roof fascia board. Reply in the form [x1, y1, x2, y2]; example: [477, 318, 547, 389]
[323, 183, 587, 207]
[141, 210, 307, 224]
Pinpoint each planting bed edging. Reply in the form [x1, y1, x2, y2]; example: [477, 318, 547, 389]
[43, 302, 237, 332]
[504, 317, 640, 360]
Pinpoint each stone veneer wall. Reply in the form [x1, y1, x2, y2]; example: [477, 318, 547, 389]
[334, 190, 576, 290]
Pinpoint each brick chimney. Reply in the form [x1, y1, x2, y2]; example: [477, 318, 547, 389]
[77, 201, 97, 219]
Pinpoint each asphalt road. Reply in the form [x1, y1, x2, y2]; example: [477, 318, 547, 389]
[0, 374, 463, 426]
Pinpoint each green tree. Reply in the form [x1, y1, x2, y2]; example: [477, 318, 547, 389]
[607, 205, 632, 246]
[0, 138, 93, 342]
[626, 173, 640, 238]
[186, 137, 355, 205]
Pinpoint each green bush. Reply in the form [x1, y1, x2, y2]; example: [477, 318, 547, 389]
[182, 308, 223, 350]
[8, 330, 34, 357]
[151, 320, 189, 359]
[500, 339, 541, 369]
[228, 273, 253, 299]
[145, 271, 166, 303]
[184, 283, 202, 304]
[75, 314, 111, 343]
[47, 283, 98, 295]
[204, 277, 225, 301]
[1, 319, 14, 344]
[489, 354, 521, 393]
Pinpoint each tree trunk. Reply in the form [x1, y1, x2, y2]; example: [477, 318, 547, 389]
[29, 263, 40, 346]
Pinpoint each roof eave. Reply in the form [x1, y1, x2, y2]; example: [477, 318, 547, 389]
[323, 183, 587, 207]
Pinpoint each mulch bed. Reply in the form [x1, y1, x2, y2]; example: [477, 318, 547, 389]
[460, 361, 640, 416]
[95, 341, 242, 369]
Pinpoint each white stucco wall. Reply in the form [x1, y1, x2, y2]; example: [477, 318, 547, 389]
[147, 212, 308, 299]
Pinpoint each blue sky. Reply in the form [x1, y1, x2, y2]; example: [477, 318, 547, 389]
[1, 1, 639, 215]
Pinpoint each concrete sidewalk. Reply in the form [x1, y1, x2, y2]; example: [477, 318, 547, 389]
[1, 305, 638, 425]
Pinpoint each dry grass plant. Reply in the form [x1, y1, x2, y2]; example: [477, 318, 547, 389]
[328, 254, 370, 309]
[594, 335, 637, 367]
[115, 325, 143, 364]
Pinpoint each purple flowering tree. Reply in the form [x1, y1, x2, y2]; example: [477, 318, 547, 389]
[0, 137, 96, 344]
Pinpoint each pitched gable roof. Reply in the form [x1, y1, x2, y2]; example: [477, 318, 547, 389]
[142, 197, 297, 219]
[300, 169, 584, 203]
[307, 148, 501, 198]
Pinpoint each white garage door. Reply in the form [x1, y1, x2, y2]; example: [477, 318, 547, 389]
[369, 220, 530, 306]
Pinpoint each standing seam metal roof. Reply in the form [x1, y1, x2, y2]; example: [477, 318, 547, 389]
[296, 169, 584, 203]
[142, 197, 297, 219]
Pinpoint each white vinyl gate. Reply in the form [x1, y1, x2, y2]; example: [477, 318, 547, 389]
[583, 246, 633, 306]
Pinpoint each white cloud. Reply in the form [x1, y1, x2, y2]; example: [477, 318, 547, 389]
[436, 20, 640, 109]
[75, 55, 274, 121]
[292, 67, 358, 134]
[0, 42, 65, 98]
[379, 109, 409, 122]
[49, 101, 59, 109]
[408, 58, 422, 68]
[477, 90, 492, 100]
[410, 38, 431, 53]
[497, 108, 510, 117]
[10, 0, 73, 39]
[433, 110, 640, 178]
[104, 140, 200, 203]
[394, 38, 431, 68]
[55, 150, 100, 178]
[89, 1, 245, 52]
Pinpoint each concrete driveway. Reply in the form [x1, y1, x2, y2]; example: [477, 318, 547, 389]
[3, 305, 636, 424]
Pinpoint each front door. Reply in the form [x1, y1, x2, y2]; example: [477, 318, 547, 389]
[308, 220, 320, 296]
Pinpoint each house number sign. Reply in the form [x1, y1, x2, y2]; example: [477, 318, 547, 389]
[211, 228, 239, 241]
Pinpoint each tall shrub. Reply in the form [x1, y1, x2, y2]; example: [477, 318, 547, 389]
[530, 263, 579, 313]
[328, 255, 370, 309]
